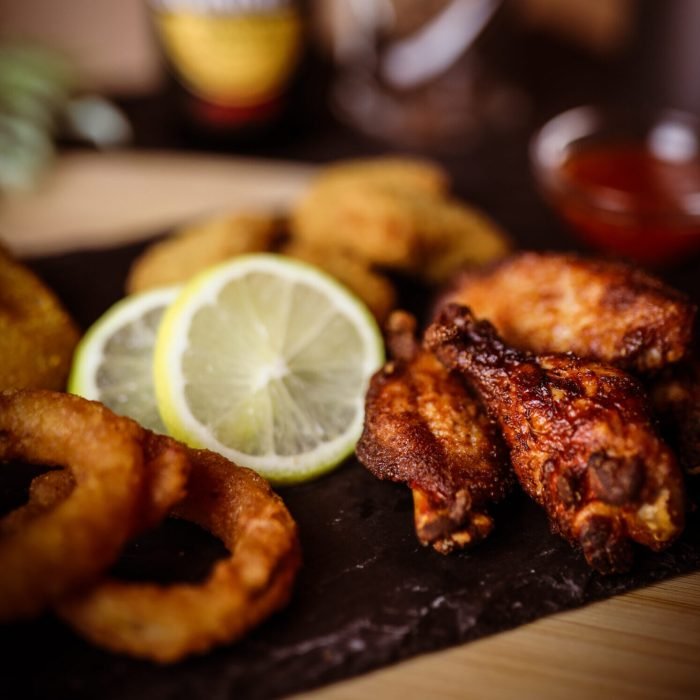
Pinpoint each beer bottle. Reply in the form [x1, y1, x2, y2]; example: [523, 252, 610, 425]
[149, 0, 305, 142]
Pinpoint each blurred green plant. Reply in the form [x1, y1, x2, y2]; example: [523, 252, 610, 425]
[0, 44, 133, 192]
[0, 45, 75, 191]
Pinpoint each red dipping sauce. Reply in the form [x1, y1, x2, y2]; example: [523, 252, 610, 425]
[532, 107, 700, 265]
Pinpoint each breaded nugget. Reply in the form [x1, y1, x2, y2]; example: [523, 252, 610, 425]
[126, 213, 283, 294]
[280, 239, 396, 323]
[292, 183, 425, 267]
[291, 156, 450, 268]
[419, 202, 511, 284]
[292, 183, 510, 277]
[0, 245, 80, 390]
[307, 157, 449, 196]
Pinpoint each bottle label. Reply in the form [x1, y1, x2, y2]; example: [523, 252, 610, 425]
[152, 0, 302, 108]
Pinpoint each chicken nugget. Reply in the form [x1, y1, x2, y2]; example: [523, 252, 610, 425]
[292, 183, 510, 277]
[0, 245, 80, 390]
[292, 183, 426, 267]
[417, 200, 511, 284]
[290, 157, 450, 269]
[308, 157, 449, 196]
[126, 213, 283, 294]
[280, 239, 397, 323]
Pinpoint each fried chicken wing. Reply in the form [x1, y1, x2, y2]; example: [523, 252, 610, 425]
[650, 358, 700, 476]
[426, 304, 686, 573]
[356, 311, 512, 553]
[438, 252, 695, 372]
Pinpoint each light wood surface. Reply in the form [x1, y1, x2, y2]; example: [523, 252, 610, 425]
[2, 151, 698, 699]
[294, 572, 700, 700]
[0, 151, 314, 257]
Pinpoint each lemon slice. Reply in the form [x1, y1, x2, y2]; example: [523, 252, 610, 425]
[154, 254, 384, 484]
[68, 287, 179, 432]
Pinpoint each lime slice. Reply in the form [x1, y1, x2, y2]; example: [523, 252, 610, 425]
[154, 254, 384, 484]
[68, 287, 179, 432]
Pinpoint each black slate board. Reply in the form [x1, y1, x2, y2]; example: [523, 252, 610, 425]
[1, 239, 699, 700]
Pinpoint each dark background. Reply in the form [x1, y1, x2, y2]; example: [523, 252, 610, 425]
[110, 1, 700, 263]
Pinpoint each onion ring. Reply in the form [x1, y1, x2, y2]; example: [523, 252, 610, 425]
[1, 431, 190, 537]
[0, 389, 147, 620]
[56, 448, 301, 663]
[133, 431, 191, 531]
[0, 468, 76, 537]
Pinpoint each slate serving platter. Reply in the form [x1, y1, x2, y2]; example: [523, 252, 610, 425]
[1, 238, 699, 700]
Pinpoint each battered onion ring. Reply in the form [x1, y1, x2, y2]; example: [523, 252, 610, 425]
[56, 448, 301, 663]
[0, 390, 147, 620]
[133, 431, 191, 531]
[0, 468, 76, 537]
[1, 431, 190, 537]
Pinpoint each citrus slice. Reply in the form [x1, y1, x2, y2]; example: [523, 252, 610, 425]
[154, 254, 384, 484]
[68, 287, 179, 433]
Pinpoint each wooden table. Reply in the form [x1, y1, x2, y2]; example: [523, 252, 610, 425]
[2, 151, 698, 700]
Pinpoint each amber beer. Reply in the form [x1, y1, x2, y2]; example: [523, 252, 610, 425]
[149, 0, 304, 137]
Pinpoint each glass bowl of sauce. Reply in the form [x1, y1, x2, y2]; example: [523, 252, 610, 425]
[531, 106, 700, 265]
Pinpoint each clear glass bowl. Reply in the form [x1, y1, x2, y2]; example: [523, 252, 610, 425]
[530, 105, 700, 265]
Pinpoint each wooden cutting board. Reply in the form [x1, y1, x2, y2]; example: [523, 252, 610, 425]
[2, 151, 699, 700]
[0, 150, 314, 256]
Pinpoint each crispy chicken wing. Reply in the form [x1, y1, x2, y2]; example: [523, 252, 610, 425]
[438, 252, 695, 372]
[356, 311, 512, 553]
[426, 304, 686, 573]
[650, 358, 700, 476]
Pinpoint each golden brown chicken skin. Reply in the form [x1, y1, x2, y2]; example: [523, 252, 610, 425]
[437, 252, 695, 373]
[426, 304, 686, 574]
[356, 311, 512, 554]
